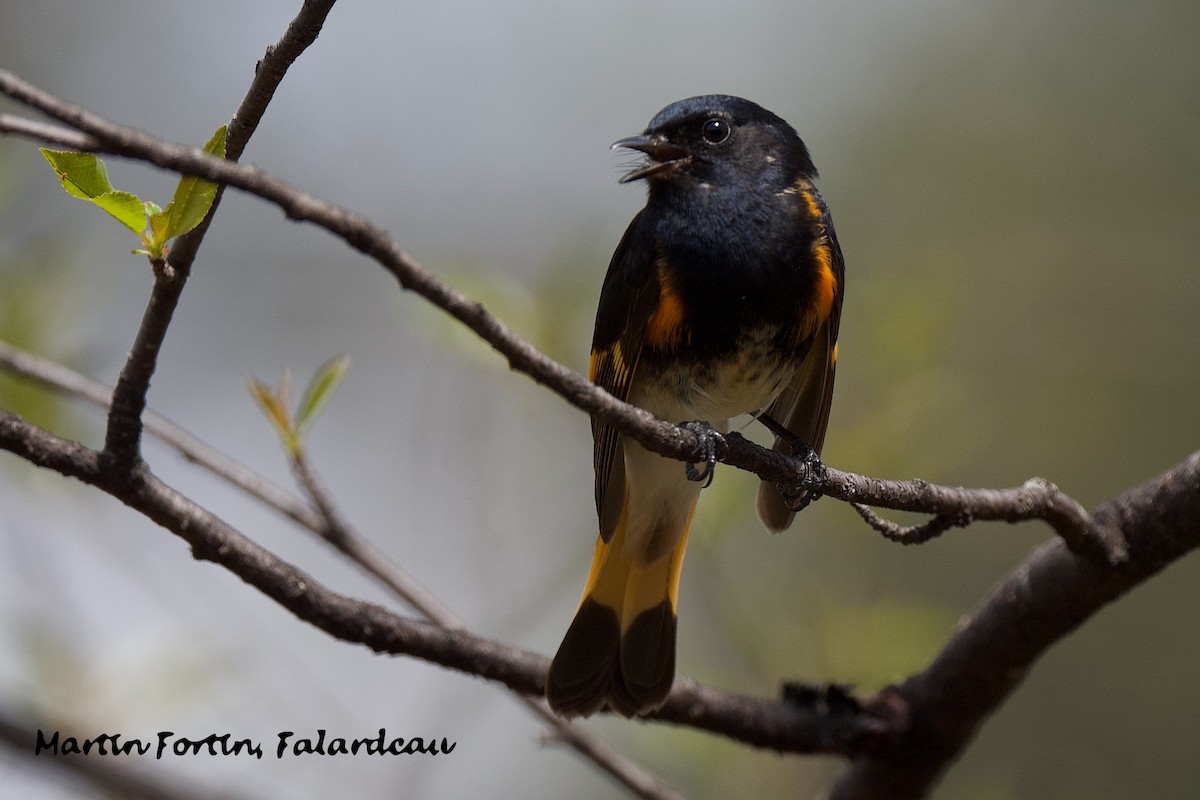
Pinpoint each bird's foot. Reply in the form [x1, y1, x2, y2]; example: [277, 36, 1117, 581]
[680, 421, 723, 488]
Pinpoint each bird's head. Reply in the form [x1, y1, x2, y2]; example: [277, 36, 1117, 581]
[614, 95, 816, 193]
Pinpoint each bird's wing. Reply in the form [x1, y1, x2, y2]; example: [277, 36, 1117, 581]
[589, 210, 669, 541]
[756, 203, 845, 533]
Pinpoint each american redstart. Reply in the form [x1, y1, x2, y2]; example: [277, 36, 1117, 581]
[546, 95, 843, 717]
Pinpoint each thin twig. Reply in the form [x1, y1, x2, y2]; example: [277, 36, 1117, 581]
[850, 503, 967, 545]
[100, 0, 338, 472]
[289, 448, 464, 629]
[719, 433, 1127, 563]
[285, 444, 687, 799]
[0, 337, 320, 530]
[0, 114, 95, 149]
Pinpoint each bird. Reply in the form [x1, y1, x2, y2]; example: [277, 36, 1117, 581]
[545, 95, 844, 718]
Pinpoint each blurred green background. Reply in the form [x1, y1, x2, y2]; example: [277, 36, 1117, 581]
[2, 1, 1198, 798]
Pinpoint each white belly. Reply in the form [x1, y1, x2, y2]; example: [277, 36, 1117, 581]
[617, 344, 796, 564]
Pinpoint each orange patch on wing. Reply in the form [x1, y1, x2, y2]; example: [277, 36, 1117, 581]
[798, 238, 837, 340]
[588, 349, 601, 382]
[794, 184, 838, 341]
[646, 261, 687, 349]
[591, 342, 632, 388]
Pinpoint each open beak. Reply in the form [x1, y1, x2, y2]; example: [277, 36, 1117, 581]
[612, 134, 691, 183]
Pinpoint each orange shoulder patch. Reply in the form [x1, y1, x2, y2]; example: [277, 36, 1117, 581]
[797, 185, 838, 341]
[797, 238, 837, 341]
[801, 186, 824, 222]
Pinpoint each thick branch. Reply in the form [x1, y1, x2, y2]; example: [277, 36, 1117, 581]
[830, 451, 1200, 799]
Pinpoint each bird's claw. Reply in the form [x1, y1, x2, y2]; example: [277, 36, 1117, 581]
[793, 441, 828, 491]
[754, 414, 830, 510]
[681, 421, 722, 488]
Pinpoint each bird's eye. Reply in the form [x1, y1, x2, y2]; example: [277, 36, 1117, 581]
[701, 118, 731, 145]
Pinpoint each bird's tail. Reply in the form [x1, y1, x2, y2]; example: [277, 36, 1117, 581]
[546, 505, 695, 718]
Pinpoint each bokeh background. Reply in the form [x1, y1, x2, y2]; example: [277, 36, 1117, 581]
[2, 1, 1198, 798]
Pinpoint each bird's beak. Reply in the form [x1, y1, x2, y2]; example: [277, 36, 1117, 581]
[612, 134, 691, 183]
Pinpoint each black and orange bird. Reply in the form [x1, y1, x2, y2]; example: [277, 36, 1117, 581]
[546, 95, 843, 718]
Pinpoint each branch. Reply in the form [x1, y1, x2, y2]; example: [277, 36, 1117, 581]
[0, 339, 686, 800]
[0, 68, 677, 459]
[850, 502, 966, 544]
[0, 410, 883, 756]
[829, 450, 1200, 799]
[5, 406, 1196, 776]
[0, 114, 94, 149]
[0, 337, 324, 530]
[99, 0, 339, 472]
[0, 69, 1126, 566]
[0, 280, 697, 800]
[0, 343, 696, 796]
[3, 344, 684, 797]
[717, 432, 1126, 563]
[283, 448, 687, 800]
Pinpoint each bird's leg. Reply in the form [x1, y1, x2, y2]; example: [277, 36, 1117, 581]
[680, 420, 722, 488]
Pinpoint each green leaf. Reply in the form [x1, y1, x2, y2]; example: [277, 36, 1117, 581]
[147, 203, 172, 245]
[91, 190, 149, 234]
[39, 149, 148, 232]
[203, 124, 229, 158]
[295, 354, 351, 435]
[201, 125, 229, 157]
[40, 149, 114, 198]
[162, 124, 227, 240]
[40, 150, 148, 234]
